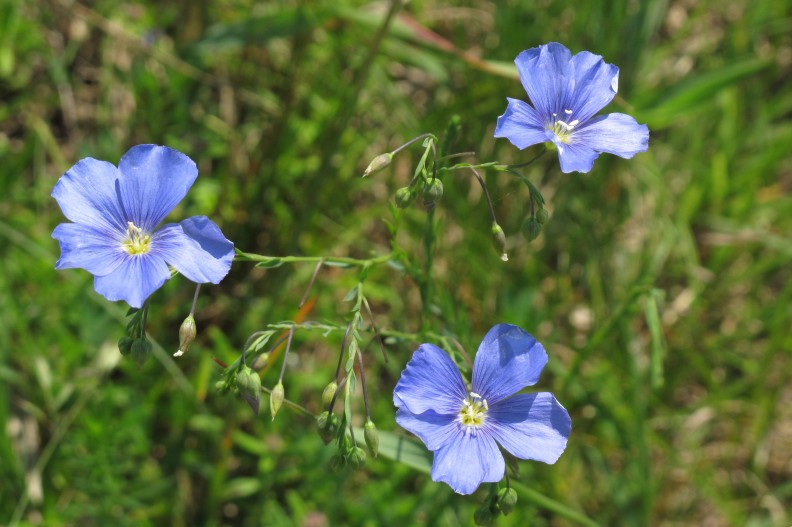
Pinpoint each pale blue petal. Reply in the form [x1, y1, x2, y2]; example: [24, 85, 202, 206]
[565, 51, 619, 124]
[51, 158, 126, 231]
[431, 429, 504, 495]
[117, 145, 198, 231]
[152, 217, 234, 284]
[472, 324, 547, 404]
[494, 98, 551, 149]
[52, 223, 126, 276]
[515, 42, 572, 119]
[393, 343, 467, 416]
[395, 408, 459, 451]
[93, 254, 172, 308]
[487, 393, 571, 464]
[573, 113, 650, 159]
[555, 141, 600, 174]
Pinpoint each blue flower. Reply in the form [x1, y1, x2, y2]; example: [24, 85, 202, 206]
[393, 324, 571, 495]
[495, 42, 649, 173]
[52, 144, 235, 308]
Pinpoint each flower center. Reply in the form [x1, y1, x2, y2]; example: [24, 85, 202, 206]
[459, 391, 488, 432]
[123, 222, 152, 256]
[549, 109, 579, 144]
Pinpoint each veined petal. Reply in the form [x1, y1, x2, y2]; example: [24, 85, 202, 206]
[51, 158, 126, 231]
[555, 141, 600, 174]
[431, 429, 504, 495]
[117, 145, 198, 231]
[52, 223, 126, 276]
[395, 408, 460, 451]
[472, 324, 548, 404]
[494, 98, 551, 150]
[566, 51, 619, 123]
[93, 254, 172, 308]
[487, 393, 571, 464]
[515, 42, 572, 119]
[393, 343, 467, 416]
[573, 113, 650, 159]
[153, 216, 234, 284]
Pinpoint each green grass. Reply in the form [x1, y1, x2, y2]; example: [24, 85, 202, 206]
[2, 0, 792, 525]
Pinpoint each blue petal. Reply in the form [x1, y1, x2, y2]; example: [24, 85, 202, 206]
[393, 343, 467, 416]
[51, 158, 126, 231]
[52, 223, 126, 276]
[565, 51, 619, 124]
[573, 113, 650, 159]
[93, 254, 172, 308]
[472, 324, 547, 404]
[487, 393, 571, 464]
[431, 429, 504, 495]
[116, 145, 198, 231]
[152, 216, 234, 284]
[555, 141, 600, 174]
[494, 98, 549, 149]
[395, 408, 459, 451]
[515, 42, 572, 119]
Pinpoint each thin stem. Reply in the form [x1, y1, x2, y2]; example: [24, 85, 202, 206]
[327, 375, 348, 413]
[260, 385, 315, 419]
[235, 251, 392, 267]
[438, 151, 475, 162]
[356, 345, 372, 421]
[140, 300, 149, 339]
[362, 298, 388, 363]
[467, 167, 498, 225]
[335, 323, 353, 380]
[277, 325, 295, 383]
[189, 284, 201, 316]
[430, 140, 437, 182]
[420, 207, 436, 332]
[299, 259, 324, 308]
[508, 149, 547, 169]
[391, 132, 435, 156]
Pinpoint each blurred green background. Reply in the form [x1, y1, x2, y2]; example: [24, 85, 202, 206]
[2, 0, 791, 525]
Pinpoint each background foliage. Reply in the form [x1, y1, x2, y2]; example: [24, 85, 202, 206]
[2, 0, 791, 525]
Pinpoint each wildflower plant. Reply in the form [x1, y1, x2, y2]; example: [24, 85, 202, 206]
[51, 42, 649, 523]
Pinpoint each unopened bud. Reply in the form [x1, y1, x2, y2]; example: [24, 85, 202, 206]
[363, 419, 379, 458]
[270, 381, 285, 420]
[317, 411, 339, 445]
[422, 178, 443, 206]
[491, 223, 508, 262]
[522, 216, 542, 242]
[131, 338, 152, 369]
[174, 314, 196, 357]
[118, 336, 134, 356]
[363, 153, 393, 177]
[236, 365, 261, 409]
[394, 187, 415, 209]
[535, 207, 550, 224]
[321, 381, 338, 408]
[496, 488, 518, 515]
[348, 446, 367, 469]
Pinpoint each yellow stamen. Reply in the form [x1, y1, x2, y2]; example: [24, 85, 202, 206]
[123, 222, 151, 255]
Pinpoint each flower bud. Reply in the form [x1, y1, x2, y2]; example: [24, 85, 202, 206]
[321, 380, 338, 408]
[174, 314, 196, 357]
[317, 411, 339, 445]
[394, 187, 415, 209]
[535, 207, 550, 224]
[496, 487, 518, 516]
[236, 365, 261, 404]
[363, 153, 393, 177]
[131, 338, 152, 369]
[491, 222, 508, 262]
[118, 336, 134, 356]
[348, 446, 367, 469]
[422, 178, 443, 206]
[521, 216, 542, 242]
[363, 419, 379, 458]
[270, 381, 285, 420]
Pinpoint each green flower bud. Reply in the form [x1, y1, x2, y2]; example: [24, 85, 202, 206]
[348, 446, 367, 469]
[118, 336, 134, 356]
[131, 338, 152, 369]
[316, 411, 339, 445]
[535, 207, 550, 224]
[422, 178, 443, 206]
[473, 506, 497, 526]
[363, 153, 393, 177]
[496, 487, 518, 516]
[174, 314, 196, 357]
[363, 419, 379, 458]
[235, 365, 261, 402]
[522, 216, 542, 242]
[491, 222, 508, 262]
[321, 381, 338, 408]
[270, 381, 285, 420]
[329, 453, 346, 472]
[394, 187, 416, 209]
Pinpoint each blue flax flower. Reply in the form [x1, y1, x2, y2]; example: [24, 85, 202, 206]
[52, 144, 234, 308]
[393, 324, 571, 495]
[495, 42, 649, 173]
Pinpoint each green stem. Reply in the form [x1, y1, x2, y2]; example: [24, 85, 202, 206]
[235, 251, 393, 267]
[420, 207, 436, 332]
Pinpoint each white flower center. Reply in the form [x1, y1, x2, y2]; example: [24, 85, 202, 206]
[549, 109, 579, 144]
[458, 391, 488, 433]
[123, 222, 152, 256]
